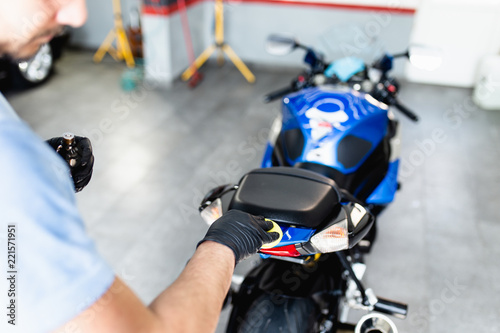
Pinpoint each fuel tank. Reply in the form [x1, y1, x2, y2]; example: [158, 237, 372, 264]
[262, 86, 399, 204]
[280, 86, 388, 171]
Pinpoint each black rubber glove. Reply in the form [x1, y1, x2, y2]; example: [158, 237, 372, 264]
[46, 136, 94, 193]
[198, 210, 280, 264]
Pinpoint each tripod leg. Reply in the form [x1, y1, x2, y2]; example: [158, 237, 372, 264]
[117, 28, 135, 68]
[93, 30, 117, 63]
[222, 44, 255, 83]
[181, 44, 216, 81]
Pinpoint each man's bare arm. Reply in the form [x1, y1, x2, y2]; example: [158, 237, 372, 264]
[53, 241, 234, 333]
[149, 241, 234, 332]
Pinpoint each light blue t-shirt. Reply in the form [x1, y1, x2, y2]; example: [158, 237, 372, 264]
[0, 94, 115, 333]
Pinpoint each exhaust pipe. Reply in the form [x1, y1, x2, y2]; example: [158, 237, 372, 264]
[354, 313, 398, 333]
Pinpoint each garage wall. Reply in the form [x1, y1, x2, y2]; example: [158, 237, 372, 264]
[223, 2, 416, 71]
[70, 1, 419, 86]
[142, 1, 210, 86]
[406, 0, 500, 87]
[141, 0, 418, 87]
[71, 0, 143, 49]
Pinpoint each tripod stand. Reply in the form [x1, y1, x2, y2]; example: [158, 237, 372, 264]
[93, 0, 135, 68]
[181, 0, 255, 83]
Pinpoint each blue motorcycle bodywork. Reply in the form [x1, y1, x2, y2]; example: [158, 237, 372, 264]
[260, 87, 399, 250]
[262, 87, 399, 204]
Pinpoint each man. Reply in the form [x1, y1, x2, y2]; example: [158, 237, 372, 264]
[0, 1, 278, 332]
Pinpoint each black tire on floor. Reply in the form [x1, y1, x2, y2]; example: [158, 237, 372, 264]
[237, 294, 319, 333]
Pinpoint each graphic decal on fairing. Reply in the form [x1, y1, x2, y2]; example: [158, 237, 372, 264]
[303, 97, 351, 165]
[305, 98, 349, 140]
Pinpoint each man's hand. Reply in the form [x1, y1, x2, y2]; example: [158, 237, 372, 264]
[46, 136, 94, 192]
[198, 210, 280, 264]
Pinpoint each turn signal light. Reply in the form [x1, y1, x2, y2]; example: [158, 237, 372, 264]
[310, 219, 348, 253]
[200, 198, 223, 226]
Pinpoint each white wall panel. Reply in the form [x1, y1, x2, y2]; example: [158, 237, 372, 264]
[406, 0, 500, 87]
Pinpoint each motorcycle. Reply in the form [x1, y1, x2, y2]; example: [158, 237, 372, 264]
[199, 35, 436, 333]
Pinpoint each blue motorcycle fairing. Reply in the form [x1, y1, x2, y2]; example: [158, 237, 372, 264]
[304, 49, 322, 69]
[276, 224, 316, 247]
[261, 143, 274, 168]
[375, 53, 394, 73]
[366, 159, 399, 204]
[260, 224, 315, 259]
[279, 87, 389, 174]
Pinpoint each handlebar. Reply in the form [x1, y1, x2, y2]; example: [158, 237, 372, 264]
[264, 86, 295, 103]
[393, 100, 419, 122]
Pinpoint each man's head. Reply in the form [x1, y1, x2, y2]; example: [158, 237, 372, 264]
[0, 0, 87, 61]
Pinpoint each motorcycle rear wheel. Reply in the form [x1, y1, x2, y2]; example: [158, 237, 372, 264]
[235, 294, 319, 333]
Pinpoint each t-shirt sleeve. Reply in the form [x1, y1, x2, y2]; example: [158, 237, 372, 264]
[0, 119, 115, 333]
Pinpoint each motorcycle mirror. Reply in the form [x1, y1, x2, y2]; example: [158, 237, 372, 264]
[408, 44, 442, 71]
[265, 34, 298, 56]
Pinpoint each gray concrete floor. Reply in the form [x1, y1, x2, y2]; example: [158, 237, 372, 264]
[5, 50, 500, 332]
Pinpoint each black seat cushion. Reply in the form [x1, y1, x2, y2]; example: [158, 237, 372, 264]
[229, 167, 341, 228]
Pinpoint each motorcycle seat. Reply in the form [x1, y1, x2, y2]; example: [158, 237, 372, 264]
[229, 167, 341, 228]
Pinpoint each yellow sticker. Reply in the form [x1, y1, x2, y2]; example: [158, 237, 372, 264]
[261, 219, 283, 249]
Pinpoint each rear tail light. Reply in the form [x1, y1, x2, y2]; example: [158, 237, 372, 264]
[260, 244, 301, 257]
[310, 218, 348, 253]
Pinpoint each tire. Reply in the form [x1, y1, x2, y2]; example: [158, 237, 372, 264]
[11, 43, 53, 89]
[237, 294, 319, 333]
